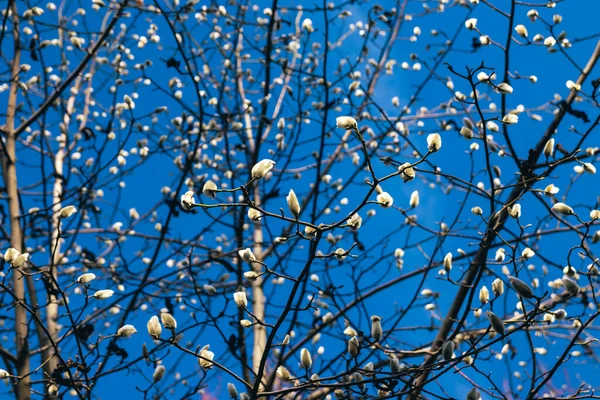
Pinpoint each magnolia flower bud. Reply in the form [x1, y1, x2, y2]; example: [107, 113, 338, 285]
[427, 133, 442, 152]
[161, 312, 177, 330]
[544, 184, 559, 196]
[496, 83, 513, 94]
[514, 24, 528, 37]
[347, 213, 362, 230]
[563, 277, 580, 296]
[286, 189, 301, 218]
[199, 345, 215, 369]
[495, 248, 506, 262]
[467, 387, 482, 400]
[552, 202, 574, 215]
[409, 191, 419, 208]
[117, 324, 137, 337]
[509, 276, 534, 298]
[487, 311, 505, 335]
[77, 273, 96, 284]
[300, 348, 312, 369]
[234, 289, 248, 308]
[147, 315, 162, 339]
[492, 278, 504, 296]
[59, 205, 77, 218]
[508, 204, 521, 218]
[502, 114, 519, 124]
[248, 208, 262, 221]
[542, 138, 555, 158]
[583, 163, 596, 174]
[460, 126, 474, 139]
[335, 116, 358, 130]
[180, 191, 196, 211]
[471, 206, 483, 215]
[251, 159, 275, 179]
[3, 247, 19, 263]
[390, 358, 407, 373]
[12, 253, 29, 268]
[521, 247, 535, 259]
[371, 315, 383, 342]
[302, 18, 314, 32]
[0, 369, 9, 379]
[479, 286, 489, 304]
[590, 210, 600, 220]
[153, 365, 165, 382]
[238, 248, 256, 263]
[399, 163, 416, 182]
[465, 18, 477, 29]
[244, 271, 259, 281]
[377, 192, 393, 208]
[442, 340, 454, 361]
[443, 252, 452, 272]
[227, 383, 238, 398]
[93, 289, 114, 299]
[348, 336, 360, 357]
[202, 180, 218, 199]
[48, 384, 58, 398]
[276, 366, 292, 380]
[282, 334, 290, 345]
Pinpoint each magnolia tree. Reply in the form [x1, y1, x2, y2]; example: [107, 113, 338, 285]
[1, 0, 600, 398]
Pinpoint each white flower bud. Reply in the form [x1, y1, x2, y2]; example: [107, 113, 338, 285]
[492, 278, 504, 296]
[465, 18, 477, 29]
[399, 163, 416, 182]
[371, 315, 383, 342]
[471, 206, 483, 215]
[147, 315, 162, 339]
[409, 190, 419, 208]
[227, 383, 238, 398]
[543, 138, 555, 157]
[495, 248, 506, 262]
[77, 273, 96, 284]
[544, 184, 559, 195]
[514, 24, 528, 37]
[508, 204, 521, 218]
[335, 116, 358, 130]
[180, 191, 196, 211]
[377, 192, 393, 208]
[251, 159, 276, 179]
[153, 365, 165, 382]
[552, 202, 574, 215]
[59, 205, 77, 218]
[199, 345, 215, 369]
[496, 83, 513, 94]
[3, 247, 19, 263]
[234, 290, 248, 308]
[202, 181, 218, 199]
[276, 366, 292, 380]
[502, 114, 519, 124]
[348, 336, 360, 357]
[443, 252, 452, 272]
[301, 348, 312, 369]
[479, 286, 489, 304]
[12, 253, 30, 267]
[238, 248, 256, 263]
[161, 312, 177, 330]
[286, 189, 301, 218]
[117, 324, 137, 337]
[93, 289, 114, 299]
[248, 208, 262, 221]
[427, 133, 442, 152]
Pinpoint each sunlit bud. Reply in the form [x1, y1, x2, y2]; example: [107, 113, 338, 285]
[301, 348, 312, 369]
[470, 143, 479, 151]
[593, 231, 600, 243]
[552, 202, 574, 215]
[543, 313, 555, 323]
[590, 210, 600, 220]
[496, 83, 513, 94]
[479, 286, 489, 304]
[443, 252, 452, 272]
[238, 248, 256, 263]
[527, 9, 538, 21]
[544, 36, 556, 47]
[304, 226, 317, 238]
[491, 279, 504, 296]
[532, 34, 544, 42]
[283, 334, 291, 345]
[553, 14, 562, 24]
[427, 133, 442, 152]
[203, 284, 217, 295]
[515, 24, 528, 37]
[161, 312, 177, 330]
[583, 163, 596, 174]
[47, 384, 58, 398]
[521, 247, 535, 259]
[563, 278, 580, 296]
[467, 387, 482, 400]
[202, 181, 218, 199]
[77, 273, 96, 284]
[477, 71, 489, 81]
[541, 138, 555, 158]
[390, 357, 407, 373]
[93, 289, 114, 299]
[344, 326, 357, 336]
[286, 189, 301, 218]
[345, 213, 362, 231]
[9, 251, 27, 268]
[348, 336, 360, 357]
[409, 191, 419, 208]
[399, 163, 416, 182]
[117, 325, 137, 337]
[502, 114, 519, 124]
[225, 383, 238, 398]
[479, 35, 491, 45]
[486, 121, 499, 132]
[180, 191, 196, 210]
[495, 248, 506, 262]
[199, 345, 215, 369]
[335, 116, 358, 130]
[248, 208, 262, 221]
[509, 276, 534, 298]
[471, 206, 483, 215]
[244, 271, 259, 282]
[474, 308, 482, 318]
[4, 247, 19, 263]
[59, 205, 77, 218]
[276, 366, 292, 380]
[302, 18, 314, 32]
[234, 289, 248, 308]
[487, 311, 505, 335]
[251, 159, 276, 179]
[460, 126, 473, 139]
[442, 341, 454, 361]
[544, 184, 559, 196]
[392, 96, 400, 106]
[377, 192, 393, 208]
[371, 315, 383, 342]
[465, 18, 477, 29]
[153, 365, 165, 382]
[554, 309, 567, 319]
[566, 80, 581, 91]
[240, 319, 252, 328]
[147, 316, 162, 339]
[508, 204, 521, 218]
[334, 248, 347, 261]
